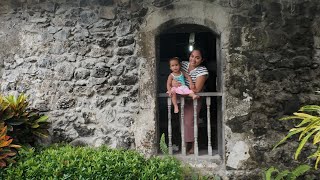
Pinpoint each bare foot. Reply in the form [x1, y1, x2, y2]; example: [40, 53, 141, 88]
[174, 105, 179, 113]
[192, 94, 199, 100]
[187, 149, 194, 155]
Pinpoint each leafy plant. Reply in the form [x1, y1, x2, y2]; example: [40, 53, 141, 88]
[273, 105, 320, 168]
[0, 144, 185, 179]
[263, 165, 311, 180]
[0, 123, 21, 167]
[160, 133, 169, 155]
[0, 94, 50, 146]
[142, 156, 183, 180]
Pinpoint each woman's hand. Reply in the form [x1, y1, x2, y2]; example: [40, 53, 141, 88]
[172, 80, 181, 87]
[166, 90, 172, 97]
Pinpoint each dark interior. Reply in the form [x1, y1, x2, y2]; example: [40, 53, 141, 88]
[157, 24, 218, 154]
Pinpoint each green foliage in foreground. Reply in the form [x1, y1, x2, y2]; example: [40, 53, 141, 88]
[273, 105, 320, 169]
[160, 133, 169, 155]
[263, 165, 311, 180]
[0, 144, 183, 180]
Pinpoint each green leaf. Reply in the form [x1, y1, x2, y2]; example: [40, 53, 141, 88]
[313, 131, 320, 144]
[36, 115, 48, 123]
[31, 123, 40, 128]
[295, 129, 319, 160]
[296, 117, 316, 127]
[264, 167, 278, 180]
[314, 154, 320, 169]
[160, 133, 169, 155]
[299, 105, 320, 113]
[299, 120, 320, 140]
[280, 116, 304, 121]
[273, 128, 304, 149]
[289, 165, 311, 179]
[275, 170, 289, 180]
[293, 112, 316, 119]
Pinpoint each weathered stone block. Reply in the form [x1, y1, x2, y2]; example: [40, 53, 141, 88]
[119, 73, 138, 85]
[152, 0, 173, 7]
[97, 38, 113, 48]
[80, 10, 99, 25]
[75, 68, 90, 79]
[110, 64, 124, 76]
[117, 36, 134, 47]
[54, 62, 75, 80]
[91, 62, 110, 77]
[97, 0, 114, 6]
[116, 47, 133, 56]
[57, 97, 76, 109]
[94, 84, 112, 95]
[116, 20, 132, 36]
[99, 6, 115, 19]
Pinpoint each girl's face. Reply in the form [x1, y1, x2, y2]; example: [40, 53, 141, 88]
[189, 50, 203, 67]
[169, 59, 181, 73]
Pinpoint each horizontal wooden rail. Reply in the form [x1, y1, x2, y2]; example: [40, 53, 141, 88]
[158, 92, 223, 97]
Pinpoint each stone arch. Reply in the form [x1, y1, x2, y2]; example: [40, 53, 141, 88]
[135, 3, 229, 157]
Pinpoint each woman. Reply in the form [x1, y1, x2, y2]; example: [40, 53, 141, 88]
[173, 48, 208, 154]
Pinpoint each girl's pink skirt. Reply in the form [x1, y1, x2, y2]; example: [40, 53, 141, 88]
[171, 86, 193, 95]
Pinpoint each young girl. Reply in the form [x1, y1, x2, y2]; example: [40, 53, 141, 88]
[166, 57, 199, 113]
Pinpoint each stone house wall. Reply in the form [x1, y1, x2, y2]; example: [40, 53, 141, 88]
[0, 0, 320, 178]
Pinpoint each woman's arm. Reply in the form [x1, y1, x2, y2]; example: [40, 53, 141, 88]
[192, 75, 207, 93]
[183, 72, 195, 89]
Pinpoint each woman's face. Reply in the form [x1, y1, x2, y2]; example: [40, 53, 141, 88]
[189, 50, 203, 67]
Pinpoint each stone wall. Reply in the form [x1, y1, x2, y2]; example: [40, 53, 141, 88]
[0, 0, 147, 150]
[1, 0, 320, 179]
[225, 0, 320, 178]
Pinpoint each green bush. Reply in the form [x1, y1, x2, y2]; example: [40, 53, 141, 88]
[0, 144, 184, 180]
[142, 156, 183, 180]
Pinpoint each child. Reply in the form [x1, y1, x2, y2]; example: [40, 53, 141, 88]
[166, 57, 199, 113]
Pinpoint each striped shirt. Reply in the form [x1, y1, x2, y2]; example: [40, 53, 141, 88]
[181, 61, 208, 86]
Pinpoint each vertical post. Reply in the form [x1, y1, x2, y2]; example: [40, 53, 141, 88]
[167, 97, 173, 155]
[206, 97, 212, 156]
[218, 96, 224, 158]
[180, 97, 186, 155]
[193, 99, 199, 156]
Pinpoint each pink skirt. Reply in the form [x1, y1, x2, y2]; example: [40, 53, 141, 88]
[171, 86, 193, 95]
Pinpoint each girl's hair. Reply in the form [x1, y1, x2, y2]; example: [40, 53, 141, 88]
[168, 57, 180, 64]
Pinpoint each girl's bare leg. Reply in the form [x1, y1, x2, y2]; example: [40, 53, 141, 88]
[172, 92, 179, 113]
[188, 142, 194, 154]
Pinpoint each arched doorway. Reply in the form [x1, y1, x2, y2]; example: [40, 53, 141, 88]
[156, 24, 223, 157]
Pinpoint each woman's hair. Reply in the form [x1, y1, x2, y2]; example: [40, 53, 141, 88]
[168, 57, 180, 64]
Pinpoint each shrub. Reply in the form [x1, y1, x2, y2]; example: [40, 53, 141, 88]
[263, 165, 311, 180]
[0, 94, 50, 146]
[142, 156, 183, 180]
[160, 133, 169, 155]
[0, 123, 21, 167]
[0, 144, 184, 180]
[273, 105, 320, 169]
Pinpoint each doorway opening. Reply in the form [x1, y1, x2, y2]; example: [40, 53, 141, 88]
[157, 24, 221, 156]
